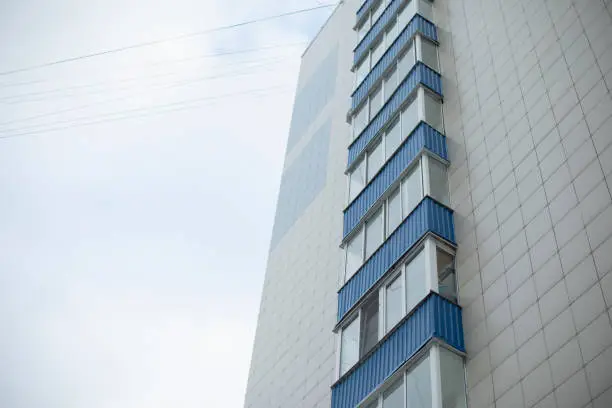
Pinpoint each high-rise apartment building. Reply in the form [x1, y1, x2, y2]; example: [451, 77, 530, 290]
[244, 0, 612, 407]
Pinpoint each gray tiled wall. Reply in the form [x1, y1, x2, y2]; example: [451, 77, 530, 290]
[436, 0, 612, 407]
[243, 1, 359, 407]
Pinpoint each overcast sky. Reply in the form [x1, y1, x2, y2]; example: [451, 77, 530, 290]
[0, 1, 334, 407]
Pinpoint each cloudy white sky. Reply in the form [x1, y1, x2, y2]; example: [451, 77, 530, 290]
[0, 1, 335, 407]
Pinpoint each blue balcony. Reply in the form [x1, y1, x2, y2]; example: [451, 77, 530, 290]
[343, 122, 447, 239]
[354, 0, 405, 65]
[331, 292, 464, 408]
[356, 0, 381, 27]
[348, 62, 442, 169]
[338, 197, 455, 321]
[352, 15, 437, 111]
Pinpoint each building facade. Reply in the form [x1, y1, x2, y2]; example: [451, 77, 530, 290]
[244, 0, 612, 408]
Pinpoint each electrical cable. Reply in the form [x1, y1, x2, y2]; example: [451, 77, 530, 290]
[0, 41, 306, 100]
[0, 4, 334, 76]
[0, 55, 292, 105]
[0, 57, 297, 129]
[0, 85, 292, 140]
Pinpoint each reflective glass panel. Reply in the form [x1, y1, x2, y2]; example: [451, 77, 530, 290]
[385, 273, 403, 331]
[340, 318, 359, 375]
[365, 208, 384, 259]
[440, 348, 468, 408]
[405, 250, 426, 312]
[401, 162, 423, 217]
[367, 138, 385, 181]
[345, 228, 364, 282]
[406, 354, 432, 408]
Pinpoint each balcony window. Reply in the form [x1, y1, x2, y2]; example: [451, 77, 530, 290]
[385, 116, 401, 157]
[397, 44, 416, 83]
[368, 138, 385, 181]
[371, 38, 385, 67]
[384, 66, 398, 101]
[385, 273, 403, 331]
[360, 292, 379, 356]
[437, 248, 456, 302]
[400, 93, 419, 137]
[340, 317, 359, 375]
[420, 37, 439, 71]
[405, 250, 427, 312]
[345, 228, 364, 282]
[405, 353, 432, 408]
[428, 157, 449, 205]
[370, 85, 384, 119]
[365, 208, 384, 259]
[386, 187, 402, 234]
[349, 157, 366, 202]
[423, 91, 444, 133]
[353, 103, 369, 139]
[401, 161, 423, 217]
[440, 347, 468, 408]
[383, 377, 403, 408]
[356, 57, 370, 87]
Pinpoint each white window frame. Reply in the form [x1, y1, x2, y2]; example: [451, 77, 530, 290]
[337, 237, 459, 382]
[355, 344, 448, 408]
[351, 32, 442, 142]
[338, 313, 361, 377]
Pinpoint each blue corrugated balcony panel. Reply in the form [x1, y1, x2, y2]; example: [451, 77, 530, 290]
[338, 197, 455, 321]
[356, 0, 381, 27]
[343, 122, 447, 239]
[331, 293, 464, 408]
[352, 15, 437, 111]
[354, 0, 405, 65]
[348, 62, 442, 169]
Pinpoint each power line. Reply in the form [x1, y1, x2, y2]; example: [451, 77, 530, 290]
[0, 85, 292, 140]
[0, 4, 334, 77]
[0, 55, 292, 105]
[0, 41, 306, 99]
[0, 58, 294, 129]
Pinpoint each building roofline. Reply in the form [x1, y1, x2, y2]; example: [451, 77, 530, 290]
[301, 1, 346, 58]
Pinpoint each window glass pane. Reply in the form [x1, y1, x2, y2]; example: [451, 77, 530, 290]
[385, 273, 403, 331]
[387, 187, 402, 234]
[397, 43, 415, 82]
[371, 39, 385, 67]
[358, 20, 370, 43]
[397, 1, 417, 30]
[360, 292, 379, 357]
[365, 208, 384, 259]
[385, 116, 401, 158]
[402, 162, 423, 216]
[440, 348, 468, 408]
[356, 58, 370, 88]
[340, 318, 360, 375]
[424, 92, 444, 133]
[370, 85, 383, 118]
[417, 0, 434, 22]
[401, 96, 418, 136]
[429, 158, 449, 205]
[353, 103, 369, 138]
[367, 139, 384, 181]
[386, 19, 398, 46]
[420, 37, 439, 71]
[371, 1, 383, 23]
[384, 66, 398, 100]
[437, 249, 456, 302]
[405, 249, 427, 312]
[383, 377, 404, 408]
[406, 354, 432, 408]
[349, 158, 366, 201]
[345, 228, 364, 282]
